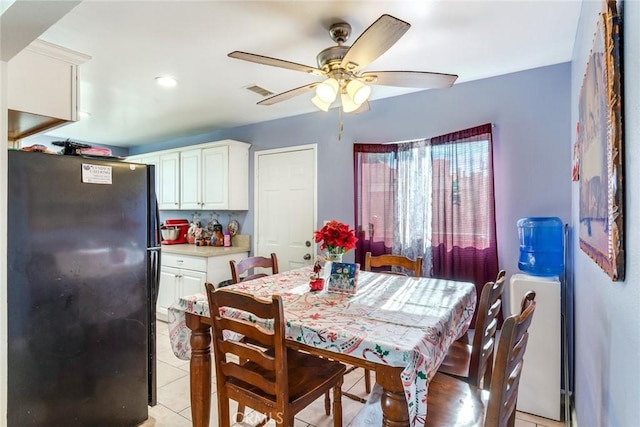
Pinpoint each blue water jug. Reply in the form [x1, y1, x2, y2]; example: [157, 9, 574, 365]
[517, 217, 564, 276]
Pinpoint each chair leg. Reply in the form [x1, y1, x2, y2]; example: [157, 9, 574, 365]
[333, 379, 343, 427]
[342, 365, 369, 403]
[219, 397, 231, 427]
[255, 415, 269, 427]
[325, 391, 331, 415]
[507, 407, 516, 427]
[364, 369, 371, 394]
[236, 404, 245, 423]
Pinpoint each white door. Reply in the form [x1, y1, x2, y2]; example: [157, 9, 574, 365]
[255, 145, 316, 272]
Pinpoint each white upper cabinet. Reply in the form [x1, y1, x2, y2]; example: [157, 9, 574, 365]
[181, 141, 249, 210]
[127, 154, 160, 200]
[129, 140, 250, 211]
[202, 146, 229, 210]
[180, 148, 203, 210]
[7, 39, 90, 141]
[158, 152, 181, 210]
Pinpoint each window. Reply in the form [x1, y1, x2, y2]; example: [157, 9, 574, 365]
[354, 124, 499, 326]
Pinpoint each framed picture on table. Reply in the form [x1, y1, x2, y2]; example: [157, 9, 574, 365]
[327, 262, 359, 295]
[577, 0, 624, 281]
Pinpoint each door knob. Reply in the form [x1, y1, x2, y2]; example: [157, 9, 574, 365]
[303, 253, 312, 260]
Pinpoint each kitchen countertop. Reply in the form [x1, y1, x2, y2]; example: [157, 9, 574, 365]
[162, 234, 250, 257]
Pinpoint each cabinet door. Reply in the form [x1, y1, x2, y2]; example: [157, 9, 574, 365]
[205, 252, 248, 286]
[180, 149, 202, 210]
[180, 269, 208, 298]
[138, 155, 160, 201]
[202, 146, 229, 210]
[157, 266, 180, 321]
[158, 152, 180, 210]
[8, 42, 78, 121]
[227, 142, 249, 210]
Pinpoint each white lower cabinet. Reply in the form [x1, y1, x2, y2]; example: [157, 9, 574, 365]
[157, 265, 207, 322]
[157, 251, 248, 321]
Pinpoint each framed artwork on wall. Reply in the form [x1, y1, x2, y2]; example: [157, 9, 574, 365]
[578, 0, 624, 281]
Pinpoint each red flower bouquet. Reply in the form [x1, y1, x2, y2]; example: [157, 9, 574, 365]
[313, 220, 358, 255]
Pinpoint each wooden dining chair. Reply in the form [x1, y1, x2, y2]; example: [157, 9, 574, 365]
[205, 284, 346, 427]
[230, 253, 279, 284]
[437, 270, 507, 389]
[425, 291, 537, 427]
[363, 252, 423, 277]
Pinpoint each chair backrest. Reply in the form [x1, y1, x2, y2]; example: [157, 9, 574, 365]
[230, 253, 279, 284]
[205, 284, 288, 406]
[468, 269, 507, 389]
[485, 290, 537, 427]
[363, 252, 423, 277]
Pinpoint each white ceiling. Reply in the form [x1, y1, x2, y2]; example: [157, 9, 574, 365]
[21, 0, 582, 148]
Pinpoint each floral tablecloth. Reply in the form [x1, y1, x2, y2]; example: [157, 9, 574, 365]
[168, 266, 476, 426]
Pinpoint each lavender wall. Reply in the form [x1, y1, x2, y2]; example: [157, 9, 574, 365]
[571, 1, 640, 425]
[135, 63, 572, 280]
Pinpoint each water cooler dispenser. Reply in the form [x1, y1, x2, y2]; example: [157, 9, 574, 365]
[509, 217, 563, 421]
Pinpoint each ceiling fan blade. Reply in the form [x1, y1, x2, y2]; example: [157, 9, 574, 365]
[360, 71, 458, 89]
[229, 51, 325, 76]
[353, 101, 370, 114]
[340, 14, 410, 71]
[257, 83, 319, 106]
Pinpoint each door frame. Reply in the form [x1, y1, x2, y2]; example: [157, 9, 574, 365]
[253, 144, 318, 259]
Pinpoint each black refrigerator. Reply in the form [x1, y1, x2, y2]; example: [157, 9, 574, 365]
[7, 150, 161, 426]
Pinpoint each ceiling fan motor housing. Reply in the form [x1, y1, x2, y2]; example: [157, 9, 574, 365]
[316, 45, 350, 72]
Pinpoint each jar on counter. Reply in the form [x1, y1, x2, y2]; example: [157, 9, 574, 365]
[212, 224, 224, 247]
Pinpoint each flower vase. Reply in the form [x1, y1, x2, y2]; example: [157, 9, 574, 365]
[325, 252, 343, 262]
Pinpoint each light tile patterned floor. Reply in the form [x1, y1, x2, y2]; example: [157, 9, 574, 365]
[143, 321, 565, 427]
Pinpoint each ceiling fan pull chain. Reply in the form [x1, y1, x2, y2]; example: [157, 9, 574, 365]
[338, 107, 344, 141]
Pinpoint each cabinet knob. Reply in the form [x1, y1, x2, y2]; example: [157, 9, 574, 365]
[303, 253, 312, 260]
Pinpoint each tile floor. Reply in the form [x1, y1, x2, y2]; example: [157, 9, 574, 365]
[142, 321, 565, 427]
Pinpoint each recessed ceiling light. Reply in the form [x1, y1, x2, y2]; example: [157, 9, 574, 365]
[155, 76, 177, 87]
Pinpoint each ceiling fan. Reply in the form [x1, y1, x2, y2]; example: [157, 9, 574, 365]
[228, 14, 458, 113]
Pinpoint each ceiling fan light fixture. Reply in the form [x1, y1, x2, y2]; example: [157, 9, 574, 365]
[346, 79, 371, 105]
[315, 78, 339, 103]
[311, 95, 331, 112]
[340, 92, 361, 113]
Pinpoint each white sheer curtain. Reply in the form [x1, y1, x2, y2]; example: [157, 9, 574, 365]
[393, 140, 433, 276]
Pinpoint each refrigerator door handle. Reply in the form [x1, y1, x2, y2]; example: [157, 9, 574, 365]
[147, 246, 161, 306]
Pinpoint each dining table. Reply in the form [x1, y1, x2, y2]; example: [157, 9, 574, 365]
[167, 265, 476, 427]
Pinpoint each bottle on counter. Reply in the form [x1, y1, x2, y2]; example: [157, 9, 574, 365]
[223, 231, 231, 247]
